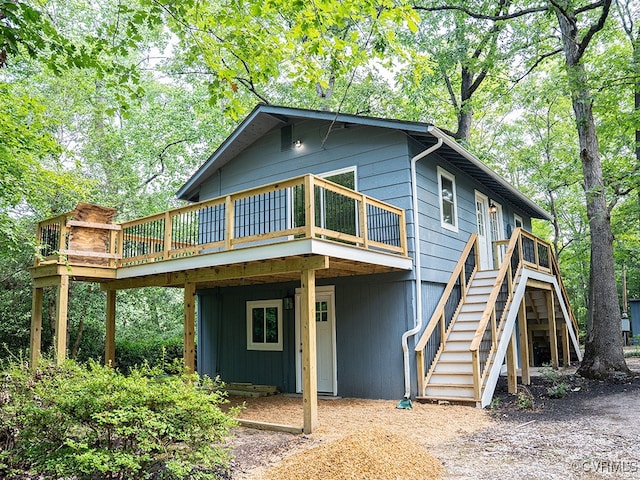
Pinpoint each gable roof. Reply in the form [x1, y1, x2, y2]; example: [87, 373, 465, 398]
[177, 104, 550, 220]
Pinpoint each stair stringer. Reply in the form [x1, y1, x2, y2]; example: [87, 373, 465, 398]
[479, 268, 583, 408]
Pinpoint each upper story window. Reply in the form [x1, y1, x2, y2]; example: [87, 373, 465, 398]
[514, 214, 523, 229]
[437, 167, 458, 232]
[246, 300, 283, 351]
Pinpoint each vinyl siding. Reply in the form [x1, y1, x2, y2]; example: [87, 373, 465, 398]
[198, 120, 412, 215]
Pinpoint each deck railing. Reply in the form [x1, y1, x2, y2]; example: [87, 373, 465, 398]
[415, 233, 478, 397]
[469, 228, 554, 400]
[34, 174, 408, 269]
[35, 214, 70, 265]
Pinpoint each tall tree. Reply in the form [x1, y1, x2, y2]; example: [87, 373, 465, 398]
[410, 0, 523, 141]
[550, 0, 628, 377]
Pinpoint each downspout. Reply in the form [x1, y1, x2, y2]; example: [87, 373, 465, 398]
[398, 133, 444, 408]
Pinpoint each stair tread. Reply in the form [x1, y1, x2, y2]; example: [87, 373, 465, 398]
[425, 384, 475, 390]
[430, 371, 473, 376]
[436, 360, 474, 364]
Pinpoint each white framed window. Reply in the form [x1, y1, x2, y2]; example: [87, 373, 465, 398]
[438, 167, 458, 232]
[246, 300, 283, 351]
[514, 214, 523, 229]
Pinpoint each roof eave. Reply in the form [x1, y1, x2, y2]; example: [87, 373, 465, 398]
[427, 127, 552, 221]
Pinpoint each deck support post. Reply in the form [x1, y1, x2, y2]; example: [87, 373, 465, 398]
[545, 291, 559, 369]
[105, 290, 116, 366]
[30, 287, 43, 368]
[561, 323, 571, 367]
[517, 297, 530, 385]
[54, 275, 69, 365]
[506, 329, 518, 394]
[184, 282, 196, 373]
[300, 268, 318, 434]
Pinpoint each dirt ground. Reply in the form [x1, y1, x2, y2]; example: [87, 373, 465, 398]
[227, 356, 640, 480]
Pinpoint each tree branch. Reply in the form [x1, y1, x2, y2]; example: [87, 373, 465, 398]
[412, 4, 547, 21]
[142, 138, 192, 187]
[442, 70, 458, 110]
[576, 0, 612, 62]
[513, 48, 563, 83]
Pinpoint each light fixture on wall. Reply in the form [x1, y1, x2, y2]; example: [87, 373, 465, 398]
[489, 201, 497, 214]
[283, 296, 294, 310]
[294, 139, 302, 148]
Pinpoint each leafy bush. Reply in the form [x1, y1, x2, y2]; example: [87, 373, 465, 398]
[116, 336, 187, 373]
[516, 386, 535, 410]
[546, 382, 570, 399]
[0, 359, 238, 479]
[539, 363, 570, 399]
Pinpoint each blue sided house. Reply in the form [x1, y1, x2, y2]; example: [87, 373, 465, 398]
[30, 104, 582, 433]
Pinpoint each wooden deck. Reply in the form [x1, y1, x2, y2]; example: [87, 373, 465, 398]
[31, 174, 410, 286]
[29, 174, 411, 434]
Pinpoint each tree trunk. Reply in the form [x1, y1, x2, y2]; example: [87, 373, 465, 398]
[554, 5, 628, 378]
[455, 68, 474, 142]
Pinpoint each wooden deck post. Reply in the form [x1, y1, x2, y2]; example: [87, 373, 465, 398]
[561, 323, 571, 366]
[54, 275, 69, 365]
[183, 282, 196, 373]
[506, 329, 518, 394]
[517, 297, 530, 385]
[30, 287, 43, 367]
[300, 268, 318, 434]
[546, 291, 559, 368]
[105, 290, 116, 366]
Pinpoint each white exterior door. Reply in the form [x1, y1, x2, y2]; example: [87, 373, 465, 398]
[295, 286, 337, 395]
[475, 192, 492, 270]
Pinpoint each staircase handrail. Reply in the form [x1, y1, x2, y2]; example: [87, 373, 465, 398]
[415, 233, 478, 351]
[415, 234, 478, 396]
[550, 252, 580, 337]
[469, 228, 561, 400]
[469, 230, 521, 354]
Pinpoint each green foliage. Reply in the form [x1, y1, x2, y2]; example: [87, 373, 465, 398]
[115, 336, 186, 373]
[0, 359, 237, 479]
[516, 386, 535, 410]
[539, 363, 570, 399]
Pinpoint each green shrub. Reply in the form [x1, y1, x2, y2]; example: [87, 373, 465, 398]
[516, 386, 535, 410]
[0, 359, 238, 479]
[116, 336, 187, 373]
[539, 363, 570, 399]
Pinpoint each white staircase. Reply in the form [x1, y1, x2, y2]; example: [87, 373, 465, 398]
[422, 270, 498, 403]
